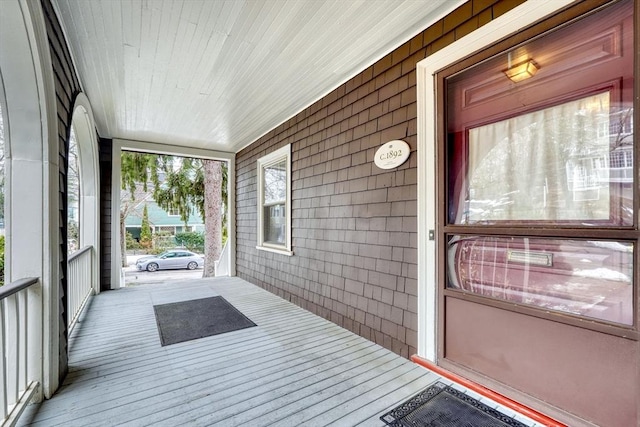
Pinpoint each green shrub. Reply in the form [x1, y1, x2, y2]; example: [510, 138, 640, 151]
[175, 231, 205, 252]
[153, 231, 174, 252]
[125, 232, 140, 250]
[139, 236, 152, 250]
[140, 205, 152, 249]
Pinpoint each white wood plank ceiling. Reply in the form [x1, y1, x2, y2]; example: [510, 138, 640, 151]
[53, 0, 461, 153]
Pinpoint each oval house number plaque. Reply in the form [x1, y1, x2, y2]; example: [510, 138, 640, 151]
[374, 140, 410, 169]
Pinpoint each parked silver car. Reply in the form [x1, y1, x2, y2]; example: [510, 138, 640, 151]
[135, 250, 203, 272]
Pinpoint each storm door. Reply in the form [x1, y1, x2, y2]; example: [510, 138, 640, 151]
[437, 1, 638, 425]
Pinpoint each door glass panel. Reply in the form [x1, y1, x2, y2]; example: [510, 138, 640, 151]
[446, 0, 634, 227]
[450, 91, 633, 226]
[458, 92, 633, 224]
[448, 235, 633, 325]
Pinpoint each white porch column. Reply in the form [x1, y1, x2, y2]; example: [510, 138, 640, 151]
[0, 0, 62, 400]
[72, 94, 101, 296]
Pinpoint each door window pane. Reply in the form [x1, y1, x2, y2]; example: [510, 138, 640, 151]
[446, 0, 634, 227]
[451, 92, 633, 225]
[448, 235, 633, 325]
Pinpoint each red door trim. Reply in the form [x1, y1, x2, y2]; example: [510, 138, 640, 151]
[410, 354, 567, 427]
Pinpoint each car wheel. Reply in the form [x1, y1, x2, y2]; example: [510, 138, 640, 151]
[146, 263, 159, 272]
[187, 261, 198, 270]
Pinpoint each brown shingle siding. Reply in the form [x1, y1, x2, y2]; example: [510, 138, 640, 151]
[478, 7, 494, 26]
[443, 2, 473, 33]
[472, 0, 498, 15]
[424, 19, 444, 44]
[493, 0, 527, 18]
[391, 41, 411, 66]
[455, 16, 481, 39]
[430, 31, 457, 53]
[372, 52, 393, 78]
[236, 0, 522, 358]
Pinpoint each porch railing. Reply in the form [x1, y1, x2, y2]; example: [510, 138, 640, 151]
[214, 241, 230, 276]
[68, 245, 94, 332]
[1, 277, 40, 427]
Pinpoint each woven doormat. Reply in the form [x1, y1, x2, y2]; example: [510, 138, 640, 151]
[380, 382, 527, 427]
[153, 296, 256, 346]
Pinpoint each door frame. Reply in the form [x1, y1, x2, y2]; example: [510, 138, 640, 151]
[415, 0, 576, 361]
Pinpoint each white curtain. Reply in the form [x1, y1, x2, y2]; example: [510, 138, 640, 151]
[460, 92, 611, 223]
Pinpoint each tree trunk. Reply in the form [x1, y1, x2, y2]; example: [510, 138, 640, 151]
[203, 160, 223, 277]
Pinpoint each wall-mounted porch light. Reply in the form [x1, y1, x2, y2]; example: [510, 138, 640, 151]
[504, 59, 539, 82]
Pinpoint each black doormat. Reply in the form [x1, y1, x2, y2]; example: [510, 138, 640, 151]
[153, 296, 256, 346]
[380, 382, 527, 427]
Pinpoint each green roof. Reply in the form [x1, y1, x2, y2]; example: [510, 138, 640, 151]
[125, 201, 203, 227]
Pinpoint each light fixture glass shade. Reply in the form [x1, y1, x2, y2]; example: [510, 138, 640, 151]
[504, 60, 539, 82]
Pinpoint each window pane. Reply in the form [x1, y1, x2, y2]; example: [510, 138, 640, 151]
[68, 127, 80, 253]
[446, 0, 634, 226]
[257, 145, 290, 253]
[448, 235, 633, 325]
[263, 160, 287, 204]
[451, 92, 633, 225]
[263, 204, 286, 245]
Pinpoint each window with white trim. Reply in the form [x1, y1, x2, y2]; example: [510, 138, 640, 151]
[257, 145, 292, 255]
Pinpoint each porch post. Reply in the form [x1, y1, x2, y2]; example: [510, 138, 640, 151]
[0, 0, 63, 400]
[72, 94, 101, 296]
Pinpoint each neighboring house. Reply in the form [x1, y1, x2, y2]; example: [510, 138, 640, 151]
[2, 1, 639, 426]
[124, 199, 204, 241]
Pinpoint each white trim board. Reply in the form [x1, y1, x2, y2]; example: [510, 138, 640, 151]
[415, 0, 576, 361]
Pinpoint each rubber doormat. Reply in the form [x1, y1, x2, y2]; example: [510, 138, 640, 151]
[153, 296, 256, 346]
[380, 382, 527, 426]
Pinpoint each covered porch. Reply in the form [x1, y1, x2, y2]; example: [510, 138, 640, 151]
[2, 0, 638, 425]
[18, 278, 538, 426]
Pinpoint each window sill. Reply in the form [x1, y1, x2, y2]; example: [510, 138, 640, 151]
[256, 245, 293, 257]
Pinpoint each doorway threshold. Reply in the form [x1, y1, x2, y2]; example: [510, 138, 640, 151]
[410, 355, 567, 427]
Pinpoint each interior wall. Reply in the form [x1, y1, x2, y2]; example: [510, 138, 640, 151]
[236, 0, 525, 357]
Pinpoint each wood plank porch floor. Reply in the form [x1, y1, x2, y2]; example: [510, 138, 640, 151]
[19, 277, 540, 426]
